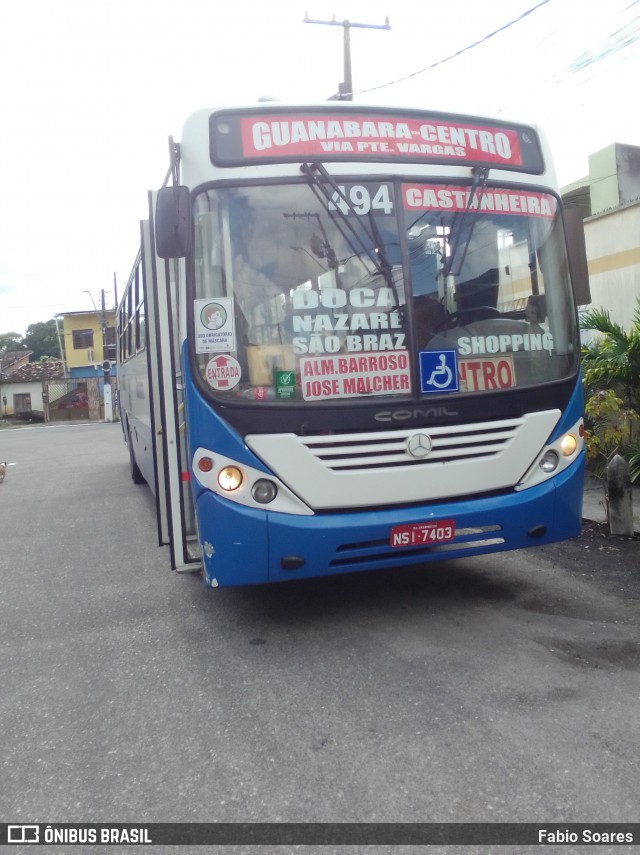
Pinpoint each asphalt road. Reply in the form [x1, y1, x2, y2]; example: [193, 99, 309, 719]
[1, 423, 639, 853]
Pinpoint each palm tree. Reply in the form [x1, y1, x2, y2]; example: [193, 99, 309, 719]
[580, 301, 640, 418]
[581, 301, 640, 481]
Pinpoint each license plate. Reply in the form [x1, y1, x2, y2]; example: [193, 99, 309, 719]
[390, 519, 455, 547]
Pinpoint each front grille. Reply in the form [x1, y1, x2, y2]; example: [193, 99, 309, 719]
[297, 418, 524, 471]
[245, 409, 560, 510]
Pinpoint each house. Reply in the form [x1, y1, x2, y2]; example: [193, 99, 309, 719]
[0, 350, 32, 378]
[57, 309, 117, 378]
[562, 142, 640, 332]
[0, 359, 65, 420]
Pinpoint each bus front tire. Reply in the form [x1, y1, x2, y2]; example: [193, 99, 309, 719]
[128, 430, 145, 485]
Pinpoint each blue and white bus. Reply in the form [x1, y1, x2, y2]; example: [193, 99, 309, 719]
[117, 102, 590, 587]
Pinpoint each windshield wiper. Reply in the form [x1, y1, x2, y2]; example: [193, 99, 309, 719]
[300, 161, 402, 314]
[443, 166, 490, 278]
[300, 162, 389, 278]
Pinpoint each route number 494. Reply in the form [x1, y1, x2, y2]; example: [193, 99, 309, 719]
[329, 184, 394, 216]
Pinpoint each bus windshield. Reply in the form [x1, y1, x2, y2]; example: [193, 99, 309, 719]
[191, 178, 578, 403]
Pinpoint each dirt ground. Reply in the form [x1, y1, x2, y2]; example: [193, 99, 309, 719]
[536, 519, 640, 603]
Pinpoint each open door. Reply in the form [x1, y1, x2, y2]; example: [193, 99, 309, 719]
[141, 191, 201, 572]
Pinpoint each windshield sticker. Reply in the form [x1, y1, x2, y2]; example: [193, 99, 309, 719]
[291, 286, 406, 355]
[275, 370, 297, 400]
[205, 354, 241, 391]
[195, 298, 236, 353]
[236, 115, 524, 166]
[300, 351, 410, 401]
[457, 332, 555, 355]
[458, 356, 515, 392]
[419, 350, 459, 394]
[403, 185, 556, 218]
[328, 183, 394, 216]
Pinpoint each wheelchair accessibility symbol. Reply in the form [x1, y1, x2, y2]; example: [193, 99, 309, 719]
[419, 350, 459, 394]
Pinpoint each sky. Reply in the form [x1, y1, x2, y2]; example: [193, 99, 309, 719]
[1, 0, 639, 337]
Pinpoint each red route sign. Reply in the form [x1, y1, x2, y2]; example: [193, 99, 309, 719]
[211, 109, 545, 172]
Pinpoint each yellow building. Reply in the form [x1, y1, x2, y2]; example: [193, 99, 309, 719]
[58, 310, 117, 378]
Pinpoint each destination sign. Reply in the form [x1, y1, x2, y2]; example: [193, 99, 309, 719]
[210, 108, 544, 172]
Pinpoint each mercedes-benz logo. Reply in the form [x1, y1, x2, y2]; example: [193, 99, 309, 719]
[406, 432, 433, 459]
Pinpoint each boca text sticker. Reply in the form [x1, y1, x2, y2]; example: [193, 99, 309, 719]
[205, 354, 241, 391]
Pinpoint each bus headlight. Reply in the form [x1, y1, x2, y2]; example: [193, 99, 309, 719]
[560, 433, 578, 456]
[192, 447, 313, 515]
[252, 479, 278, 504]
[539, 450, 559, 473]
[218, 466, 243, 491]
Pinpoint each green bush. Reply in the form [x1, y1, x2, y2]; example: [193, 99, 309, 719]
[581, 300, 640, 482]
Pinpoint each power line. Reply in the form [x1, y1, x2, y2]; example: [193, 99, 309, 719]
[568, 12, 640, 73]
[355, 0, 552, 96]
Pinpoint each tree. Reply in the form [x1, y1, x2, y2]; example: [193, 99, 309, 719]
[580, 302, 640, 418]
[23, 320, 62, 362]
[0, 332, 27, 353]
[581, 301, 640, 481]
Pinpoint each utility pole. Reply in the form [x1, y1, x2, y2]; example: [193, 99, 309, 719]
[101, 288, 113, 423]
[304, 13, 391, 100]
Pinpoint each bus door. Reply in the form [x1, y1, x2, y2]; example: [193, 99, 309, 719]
[142, 193, 201, 572]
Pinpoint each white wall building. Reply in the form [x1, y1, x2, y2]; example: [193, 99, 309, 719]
[563, 142, 640, 334]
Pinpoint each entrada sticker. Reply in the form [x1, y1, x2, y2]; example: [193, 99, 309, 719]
[195, 298, 235, 353]
[419, 350, 459, 394]
[205, 354, 241, 390]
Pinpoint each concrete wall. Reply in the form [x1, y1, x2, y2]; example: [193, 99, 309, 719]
[584, 200, 640, 330]
[589, 143, 640, 215]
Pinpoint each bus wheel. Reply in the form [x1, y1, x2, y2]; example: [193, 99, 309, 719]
[128, 429, 145, 485]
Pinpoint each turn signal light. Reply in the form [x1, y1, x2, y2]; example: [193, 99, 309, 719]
[198, 456, 214, 473]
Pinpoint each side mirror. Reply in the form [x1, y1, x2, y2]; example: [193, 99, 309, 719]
[155, 186, 191, 259]
[564, 206, 591, 306]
